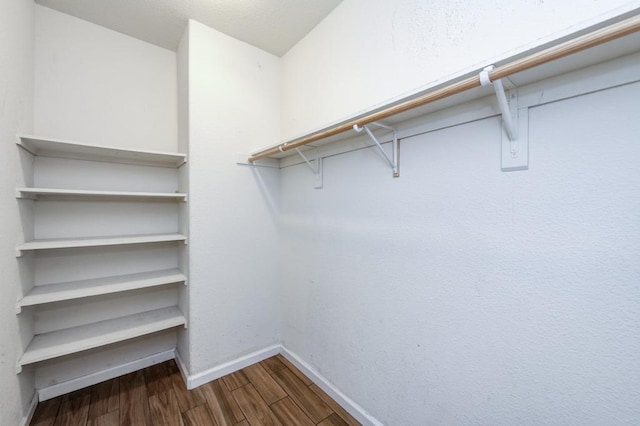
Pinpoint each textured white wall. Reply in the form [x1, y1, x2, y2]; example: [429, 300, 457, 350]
[34, 5, 178, 152]
[186, 20, 282, 374]
[281, 0, 639, 140]
[280, 80, 640, 424]
[279, 1, 640, 423]
[0, 0, 36, 424]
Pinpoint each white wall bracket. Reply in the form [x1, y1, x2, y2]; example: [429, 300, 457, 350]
[353, 122, 399, 177]
[480, 65, 529, 172]
[293, 148, 323, 189]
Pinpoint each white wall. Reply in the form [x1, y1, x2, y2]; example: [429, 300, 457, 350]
[279, 1, 640, 424]
[34, 5, 178, 152]
[0, 0, 36, 424]
[279, 73, 640, 425]
[185, 20, 282, 374]
[281, 0, 639, 140]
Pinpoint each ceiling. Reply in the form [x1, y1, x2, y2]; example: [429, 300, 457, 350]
[35, 0, 343, 56]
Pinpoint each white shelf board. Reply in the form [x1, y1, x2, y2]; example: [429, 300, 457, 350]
[19, 306, 185, 367]
[16, 187, 187, 202]
[17, 269, 186, 311]
[18, 135, 186, 168]
[16, 233, 187, 257]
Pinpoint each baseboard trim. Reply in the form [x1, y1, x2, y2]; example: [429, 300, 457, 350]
[33, 344, 382, 426]
[174, 348, 190, 386]
[182, 344, 280, 389]
[280, 347, 383, 426]
[37, 349, 175, 401]
[178, 344, 382, 425]
[19, 392, 38, 426]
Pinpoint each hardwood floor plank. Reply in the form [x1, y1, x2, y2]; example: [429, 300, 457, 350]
[86, 410, 119, 426]
[201, 379, 245, 426]
[148, 390, 184, 426]
[60, 386, 92, 404]
[276, 355, 313, 386]
[271, 368, 332, 423]
[166, 359, 180, 374]
[31, 396, 62, 426]
[222, 370, 250, 391]
[260, 356, 287, 375]
[31, 358, 357, 426]
[167, 361, 206, 412]
[231, 384, 282, 426]
[53, 389, 90, 426]
[119, 370, 150, 425]
[144, 362, 172, 397]
[88, 378, 119, 420]
[317, 413, 350, 426]
[242, 363, 287, 404]
[309, 385, 361, 426]
[182, 404, 217, 426]
[270, 397, 314, 426]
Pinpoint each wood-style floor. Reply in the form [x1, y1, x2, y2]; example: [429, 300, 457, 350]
[30, 355, 361, 426]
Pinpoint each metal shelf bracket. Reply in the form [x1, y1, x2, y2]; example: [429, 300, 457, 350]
[293, 148, 323, 189]
[353, 122, 399, 177]
[480, 65, 529, 172]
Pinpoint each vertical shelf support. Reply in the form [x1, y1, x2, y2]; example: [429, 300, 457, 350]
[353, 122, 399, 177]
[480, 65, 529, 172]
[293, 148, 323, 189]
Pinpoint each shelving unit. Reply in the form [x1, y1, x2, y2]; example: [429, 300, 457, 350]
[16, 233, 187, 257]
[16, 187, 187, 202]
[17, 269, 186, 311]
[16, 135, 188, 376]
[18, 306, 186, 368]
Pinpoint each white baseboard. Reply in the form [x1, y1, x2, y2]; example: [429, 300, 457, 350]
[174, 349, 190, 387]
[176, 344, 382, 425]
[280, 346, 383, 426]
[178, 344, 280, 389]
[37, 349, 175, 401]
[19, 392, 38, 426]
[32, 344, 381, 426]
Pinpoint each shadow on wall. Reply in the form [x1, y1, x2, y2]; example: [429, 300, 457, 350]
[249, 165, 281, 225]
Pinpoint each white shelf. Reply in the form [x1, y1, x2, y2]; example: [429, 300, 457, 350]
[19, 306, 185, 367]
[17, 269, 186, 311]
[16, 233, 187, 257]
[18, 135, 186, 168]
[16, 187, 187, 202]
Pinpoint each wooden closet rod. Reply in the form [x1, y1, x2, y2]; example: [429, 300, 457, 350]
[249, 14, 640, 163]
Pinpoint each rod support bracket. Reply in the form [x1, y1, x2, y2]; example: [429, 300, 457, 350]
[293, 148, 323, 189]
[480, 65, 518, 141]
[480, 65, 529, 172]
[353, 122, 399, 177]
